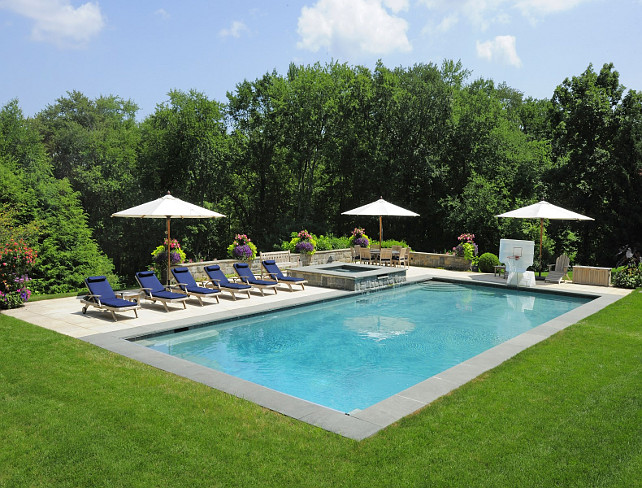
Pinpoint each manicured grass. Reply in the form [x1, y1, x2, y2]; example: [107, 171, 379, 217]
[1, 291, 641, 487]
[29, 291, 82, 302]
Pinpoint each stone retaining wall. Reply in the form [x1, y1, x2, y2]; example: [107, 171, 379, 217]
[408, 251, 470, 271]
[173, 248, 468, 282]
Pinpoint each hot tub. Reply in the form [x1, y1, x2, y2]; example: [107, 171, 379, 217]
[288, 262, 406, 291]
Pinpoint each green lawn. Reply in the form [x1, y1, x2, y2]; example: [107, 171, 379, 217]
[1, 291, 641, 487]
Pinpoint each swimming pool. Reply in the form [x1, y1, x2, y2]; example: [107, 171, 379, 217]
[134, 281, 591, 413]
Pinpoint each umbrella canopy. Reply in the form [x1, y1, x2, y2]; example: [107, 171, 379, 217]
[112, 192, 225, 283]
[342, 197, 419, 246]
[496, 200, 593, 266]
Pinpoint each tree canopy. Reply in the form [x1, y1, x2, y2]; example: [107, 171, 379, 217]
[2, 60, 640, 292]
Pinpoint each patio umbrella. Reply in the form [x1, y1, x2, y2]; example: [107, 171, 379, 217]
[496, 200, 593, 268]
[342, 197, 419, 246]
[112, 192, 225, 284]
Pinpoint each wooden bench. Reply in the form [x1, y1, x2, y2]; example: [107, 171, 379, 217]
[258, 251, 300, 278]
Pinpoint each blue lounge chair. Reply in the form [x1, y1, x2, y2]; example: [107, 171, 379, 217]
[81, 276, 140, 321]
[232, 262, 278, 296]
[203, 264, 252, 300]
[171, 267, 220, 306]
[135, 270, 188, 311]
[261, 259, 307, 291]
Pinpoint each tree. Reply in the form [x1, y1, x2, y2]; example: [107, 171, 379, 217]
[35, 91, 141, 274]
[549, 63, 642, 264]
[139, 89, 232, 260]
[0, 99, 115, 293]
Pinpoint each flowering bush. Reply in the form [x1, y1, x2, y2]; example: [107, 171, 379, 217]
[150, 239, 187, 276]
[348, 227, 370, 248]
[290, 230, 317, 255]
[0, 239, 37, 309]
[451, 233, 479, 258]
[227, 234, 258, 261]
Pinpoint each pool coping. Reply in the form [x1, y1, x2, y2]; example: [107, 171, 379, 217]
[79, 274, 626, 441]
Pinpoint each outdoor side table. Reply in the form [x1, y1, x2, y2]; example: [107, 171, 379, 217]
[118, 291, 141, 304]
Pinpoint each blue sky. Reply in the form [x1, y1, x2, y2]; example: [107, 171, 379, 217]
[1, 0, 641, 119]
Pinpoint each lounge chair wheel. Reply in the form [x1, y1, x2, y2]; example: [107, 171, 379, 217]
[82, 306, 87, 314]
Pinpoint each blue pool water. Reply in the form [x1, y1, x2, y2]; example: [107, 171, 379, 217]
[136, 281, 591, 412]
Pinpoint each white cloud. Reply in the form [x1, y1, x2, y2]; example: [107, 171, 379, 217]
[0, 0, 105, 48]
[436, 12, 459, 32]
[476, 35, 522, 67]
[218, 20, 248, 38]
[419, 0, 591, 30]
[515, 0, 587, 16]
[154, 8, 170, 20]
[382, 0, 409, 13]
[297, 0, 411, 56]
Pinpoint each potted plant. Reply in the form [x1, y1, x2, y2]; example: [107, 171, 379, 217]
[290, 230, 316, 265]
[451, 233, 479, 271]
[227, 234, 258, 262]
[151, 238, 187, 282]
[348, 227, 370, 248]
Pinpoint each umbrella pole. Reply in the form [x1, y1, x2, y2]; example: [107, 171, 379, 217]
[539, 218, 543, 276]
[379, 215, 383, 247]
[166, 217, 171, 286]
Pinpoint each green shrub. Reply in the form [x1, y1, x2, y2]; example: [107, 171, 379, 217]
[315, 234, 351, 250]
[380, 239, 409, 249]
[478, 252, 500, 273]
[612, 265, 642, 289]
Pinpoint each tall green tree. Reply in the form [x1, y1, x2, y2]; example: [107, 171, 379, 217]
[0, 100, 115, 293]
[549, 63, 642, 263]
[35, 91, 141, 274]
[139, 89, 232, 260]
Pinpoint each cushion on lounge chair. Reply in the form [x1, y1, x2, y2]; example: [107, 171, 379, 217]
[135, 271, 187, 300]
[171, 267, 220, 295]
[85, 276, 137, 309]
[204, 265, 251, 290]
[262, 260, 305, 283]
[233, 262, 277, 286]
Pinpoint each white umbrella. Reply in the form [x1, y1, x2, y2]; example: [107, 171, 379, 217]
[342, 197, 419, 246]
[496, 200, 593, 266]
[112, 192, 225, 283]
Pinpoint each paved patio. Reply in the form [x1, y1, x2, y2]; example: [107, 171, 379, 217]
[2, 267, 631, 440]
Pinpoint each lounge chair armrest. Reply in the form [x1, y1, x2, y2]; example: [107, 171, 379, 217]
[267, 272, 279, 280]
[85, 293, 102, 305]
[547, 264, 555, 271]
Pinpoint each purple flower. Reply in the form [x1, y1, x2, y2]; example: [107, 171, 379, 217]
[153, 251, 183, 265]
[295, 241, 315, 254]
[233, 244, 253, 259]
[353, 237, 369, 247]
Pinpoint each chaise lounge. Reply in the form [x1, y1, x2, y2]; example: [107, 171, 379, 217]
[171, 267, 220, 306]
[261, 259, 307, 291]
[203, 264, 252, 300]
[135, 270, 189, 311]
[233, 262, 278, 296]
[81, 275, 140, 321]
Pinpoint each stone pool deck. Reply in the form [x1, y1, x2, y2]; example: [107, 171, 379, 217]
[2, 267, 631, 440]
